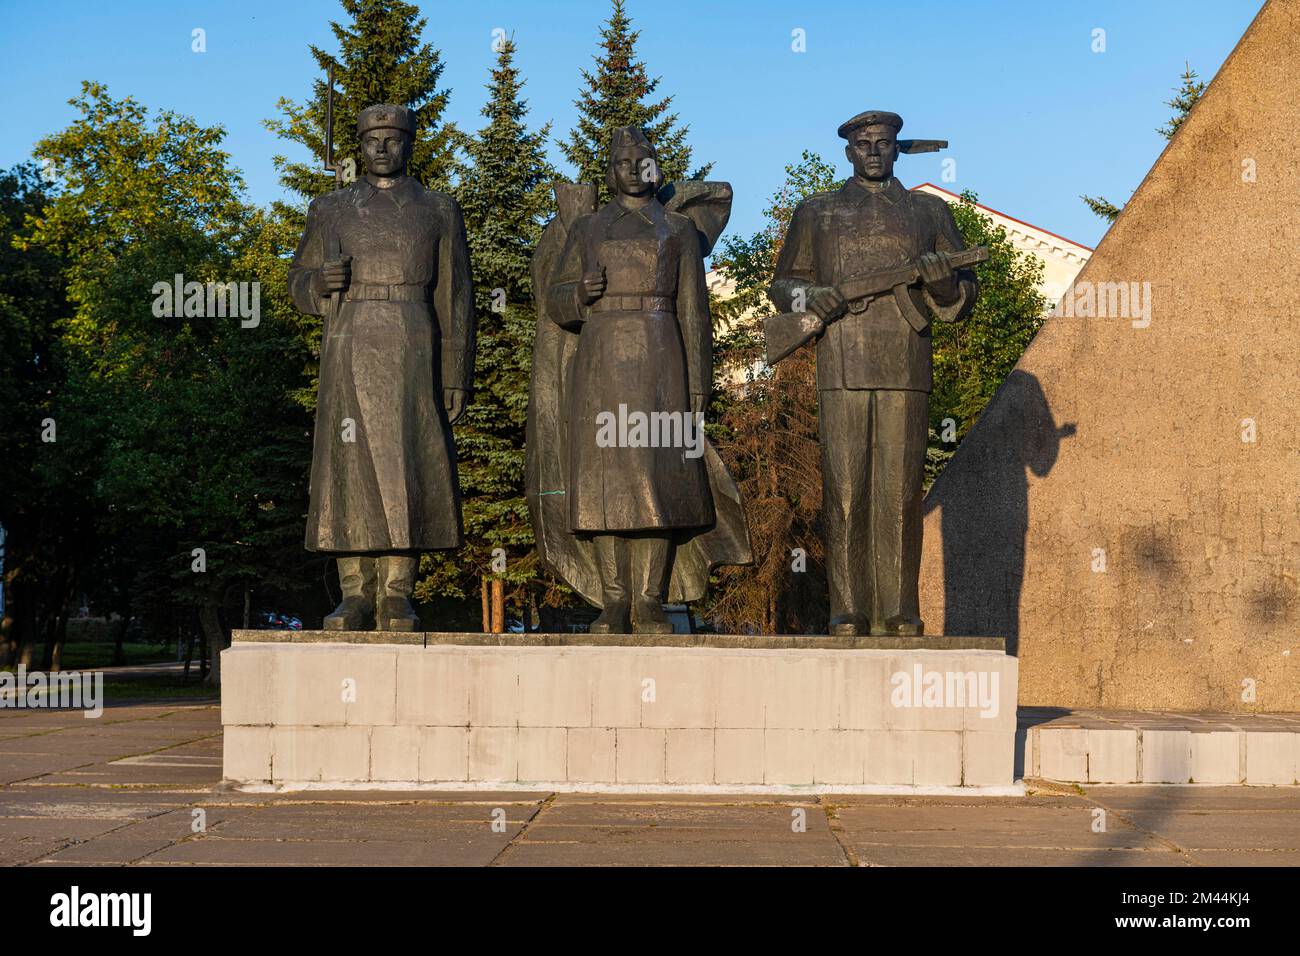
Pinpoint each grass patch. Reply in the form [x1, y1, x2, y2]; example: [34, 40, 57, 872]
[1, 642, 178, 672]
[101, 680, 218, 701]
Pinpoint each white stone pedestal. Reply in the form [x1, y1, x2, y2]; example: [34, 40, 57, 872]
[221, 631, 1018, 793]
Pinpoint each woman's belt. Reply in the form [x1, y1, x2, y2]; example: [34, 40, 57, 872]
[588, 294, 675, 313]
[344, 282, 431, 302]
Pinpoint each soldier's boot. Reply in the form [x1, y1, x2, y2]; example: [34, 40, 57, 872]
[631, 536, 674, 636]
[375, 555, 420, 632]
[589, 535, 631, 635]
[830, 615, 869, 638]
[882, 615, 924, 637]
[324, 557, 377, 631]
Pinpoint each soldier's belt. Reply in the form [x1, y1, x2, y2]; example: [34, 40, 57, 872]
[588, 294, 675, 314]
[344, 282, 431, 302]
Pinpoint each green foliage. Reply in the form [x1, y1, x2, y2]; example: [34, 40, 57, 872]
[265, 0, 459, 211]
[930, 190, 1047, 446]
[1080, 194, 1121, 224]
[1158, 63, 1207, 140]
[417, 37, 557, 613]
[1083, 62, 1208, 222]
[560, 0, 708, 201]
[23, 84, 314, 670]
[0, 163, 66, 531]
[706, 152, 841, 634]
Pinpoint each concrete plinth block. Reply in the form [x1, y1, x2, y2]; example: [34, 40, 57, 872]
[419, 726, 469, 782]
[765, 729, 815, 785]
[222, 633, 1015, 790]
[713, 653, 767, 729]
[468, 726, 518, 782]
[715, 728, 765, 785]
[912, 731, 963, 786]
[615, 728, 666, 784]
[518, 649, 593, 728]
[1085, 729, 1138, 783]
[221, 645, 277, 725]
[370, 725, 420, 781]
[271, 645, 397, 727]
[566, 727, 616, 783]
[764, 654, 839, 730]
[1141, 729, 1192, 783]
[396, 647, 470, 726]
[272, 726, 369, 782]
[1245, 731, 1298, 785]
[223, 726, 272, 782]
[639, 653, 718, 729]
[1190, 731, 1243, 784]
[466, 651, 519, 727]
[964, 731, 1015, 786]
[589, 653, 643, 728]
[881, 655, 967, 731]
[1037, 727, 1089, 781]
[665, 729, 715, 784]
[517, 727, 568, 783]
[813, 729, 867, 785]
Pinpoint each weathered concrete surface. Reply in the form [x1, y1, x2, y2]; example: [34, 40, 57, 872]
[220, 637, 1018, 788]
[1020, 707, 1300, 784]
[918, 0, 1300, 711]
[2, 701, 1299, 865]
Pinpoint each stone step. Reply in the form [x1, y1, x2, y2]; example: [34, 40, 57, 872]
[1019, 708, 1300, 785]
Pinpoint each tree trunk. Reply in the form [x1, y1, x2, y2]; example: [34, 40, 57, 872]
[242, 588, 250, 630]
[491, 578, 504, 633]
[480, 576, 490, 633]
[0, 570, 14, 669]
[112, 611, 127, 666]
[199, 601, 225, 687]
[41, 563, 72, 671]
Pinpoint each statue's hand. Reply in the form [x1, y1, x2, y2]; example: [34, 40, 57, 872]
[918, 252, 958, 304]
[444, 387, 468, 425]
[579, 267, 607, 305]
[313, 256, 352, 296]
[808, 286, 846, 322]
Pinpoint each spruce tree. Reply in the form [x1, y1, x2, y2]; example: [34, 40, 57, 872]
[1084, 62, 1207, 222]
[414, 37, 557, 628]
[266, 0, 459, 207]
[561, 0, 708, 199]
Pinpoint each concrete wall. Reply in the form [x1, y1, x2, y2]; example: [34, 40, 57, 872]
[920, 0, 1300, 711]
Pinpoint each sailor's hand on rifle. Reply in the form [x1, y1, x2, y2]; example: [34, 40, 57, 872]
[579, 267, 607, 305]
[313, 256, 352, 296]
[808, 286, 846, 323]
[918, 252, 959, 305]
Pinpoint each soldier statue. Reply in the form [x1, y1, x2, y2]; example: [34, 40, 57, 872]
[289, 104, 475, 631]
[767, 110, 979, 637]
[527, 128, 750, 635]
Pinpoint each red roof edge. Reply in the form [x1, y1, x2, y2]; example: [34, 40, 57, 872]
[912, 182, 1095, 253]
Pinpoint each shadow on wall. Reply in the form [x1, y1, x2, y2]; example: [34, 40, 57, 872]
[924, 370, 1075, 655]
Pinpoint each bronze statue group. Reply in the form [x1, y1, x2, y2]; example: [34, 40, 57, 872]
[289, 106, 979, 637]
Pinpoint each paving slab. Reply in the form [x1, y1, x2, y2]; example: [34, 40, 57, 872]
[831, 804, 1164, 850]
[142, 834, 517, 866]
[849, 845, 1192, 867]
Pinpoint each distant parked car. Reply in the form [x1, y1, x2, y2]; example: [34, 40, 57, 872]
[506, 618, 539, 634]
[251, 612, 303, 631]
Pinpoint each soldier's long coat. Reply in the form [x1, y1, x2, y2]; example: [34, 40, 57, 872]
[525, 182, 752, 607]
[288, 177, 475, 553]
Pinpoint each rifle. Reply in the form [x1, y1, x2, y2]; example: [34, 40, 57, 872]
[319, 64, 348, 332]
[762, 245, 989, 365]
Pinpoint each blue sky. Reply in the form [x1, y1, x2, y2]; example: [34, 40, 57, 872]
[0, 0, 1264, 249]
